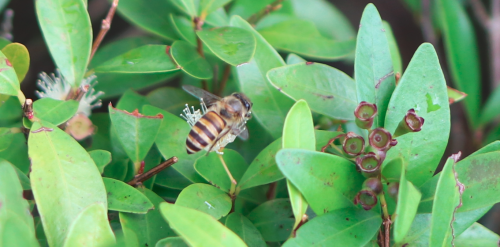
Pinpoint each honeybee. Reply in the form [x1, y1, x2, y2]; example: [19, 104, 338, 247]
[181, 85, 253, 155]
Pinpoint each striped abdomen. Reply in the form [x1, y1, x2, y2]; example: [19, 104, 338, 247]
[186, 111, 227, 154]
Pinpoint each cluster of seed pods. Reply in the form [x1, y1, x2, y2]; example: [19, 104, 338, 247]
[340, 101, 425, 210]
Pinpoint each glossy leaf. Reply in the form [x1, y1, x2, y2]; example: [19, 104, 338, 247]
[195, 149, 248, 192]
[393, 166, 422, 243]
[0, 50, 19, 95]
[0, 130, 29, 173]
[385, 43, 450, 187]
[355, 4, 396, 127]
[480, 84, 500, 125]
[455, 222, 500, 247]
[142, 105, 206, 184]
[437, 0, 481, 127]
[95, 45, 178, 74]
[116, 0, 179, 40]
[103, 177, 154, 214]
[36, 0, 91, 86]
[155, 167, 193, 190]
[276, 149, 364, 215]
[170, 0, 198, 17]
[286, 53, 306, 65]
[109, 104, 163, 164]
[147, 87, 199, 115]
[120, 188, 176, 247]
[225, 212, 266, 247]
[231, 15, 294, 139]
[247, 198, 294, 242]
[116, 89, 150, 112]
[156, 237, 189, 247]
[258, 19, 355, 60]
[0, 160, 37, 246]
[383, 21, 402, 75]
[63, 203, 116, 247]
[160, 203, 247, 247]
[283, 208, 381, 247]
[170, 14, 197, 45]
[170, 40, 213, 79]
[176, 183, 231, 219]
[89, 150, 111, 173]
[199, 0, 232, 16]
[197, 27, 256, 66]
[33, 98, 78, 125]
[2, 43, 30, 82]
[429, 157, 461, 246]
[28, 121, 110, 247]
[267, 62, 357, 120]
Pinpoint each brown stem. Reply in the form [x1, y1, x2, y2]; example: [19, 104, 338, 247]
[247, 0, 284, 24]
[89, 0, 119, 63]
[266, 182, 277, 200]
[23, 99, 33, 120]
[379, 191, 392, 247]
[217, 64, 231, 95]
[127, 157, 178, 186]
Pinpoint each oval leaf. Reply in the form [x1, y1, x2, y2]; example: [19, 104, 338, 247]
[247, 198, 294, 242]
[63, 203, 115, 247]
[1, 43, 30, 82]
[156, 237, 189, 247]
[36, 0, 91, 86]
[103, 177, 154, 214]
[33, 98, 79, 125]
[197, 27, 256, 66]
[170, 40, 213, 79]
[89, 149, 111, 174]
[0, 50, 19, 95]
[225, 212, 266, 247]
[160, 203, 247, 247]
[176, 183, 231, 219]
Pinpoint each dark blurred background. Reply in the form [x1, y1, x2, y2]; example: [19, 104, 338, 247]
[7, 0, 499, 235]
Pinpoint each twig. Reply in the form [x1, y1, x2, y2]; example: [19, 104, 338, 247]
[127, 157, 178, 186]
[247, 0, 284, 25]
[217, 64, 231, 95]
[89, 0, 119, 63]
[379, 191, 392, 247]
[266, 181, 277, 200]
[470, 0, 490, 29]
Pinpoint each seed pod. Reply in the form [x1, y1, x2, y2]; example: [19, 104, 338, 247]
[363, 177, 383, 195]
[342, 132, 365, 156]
[354, 190, 378, 210]
[354, 101, 378, 129]
[393, 109, 425, 138]
[388, 182, 400, 201]
[369, 128, 397, 151]
[356, 152, 382, 175]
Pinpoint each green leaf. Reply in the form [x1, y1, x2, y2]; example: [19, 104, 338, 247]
[2, 43, 30, 82]
[36, 0, 91, 87]
[194, 149, 248, 192]
[225, 212, 266, 247]
[448, 86, 467, 104]
[258, 19, 355, 60]
[276, 149, 363, 215]
[155, 237, 189, 247]
[63, 203, 116, 247]
[116, 89, 150, 112]
[13, 164, 31, 190]
[0, 129, 29, 173]
[384, 43, 450, 187]
[429, 156, 461, 246]
[160, 203, 247, 247]
[176, 183, 231, 219]
[28, 121, 110, 247]
[247, 198, 294, 242]
[142, 105, 206, 184]
[455, 151, 500, 211]
[288, 0, 355, 41]
[170, 0, 198, 17]
[231, 15, 294, 138]
[286, 53, 306, 65]
[116, 0, 179, 41]
[170, 40, 213, 79]
[33, 98, 79, 125]
[170, 14, 197, 46]
[95, 72, 178, 99]
[283, 208, 381, 247]
[103, 177, 154, 214]
[437, 0, 481, 127]
[109, 104, 163, 164]
[155, 167, 193, 190]
[481, 84, 500, 125]
[393, 164, 422, 243]
[0, 50, 19, 95]
[455, 222, 500, 247]
[120, 188, 176, 247]
[383, 21, 403, 75]
[197, 27, 256, 66]
[89, 150, 111, 173]
[0, 160, 38, 247]
[267, 62, 357, 120]
[355, 4, 396, 128]
[199, 0, 232, 16]
[147, 87, 199, 115]
[94, 45, 179, 74]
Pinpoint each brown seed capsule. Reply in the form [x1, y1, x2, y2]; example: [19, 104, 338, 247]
[369, 128, 397, 151]
[394, 109, 425, 138]
[354, 190, 378, 210]
[356, 152, 382, 174]
[363, 177, 383, 195]
[342, 132, 365, 156]
[354, 101, 377, 129]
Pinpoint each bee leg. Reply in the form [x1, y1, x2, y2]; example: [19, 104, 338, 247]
[217, 152, 237, 185]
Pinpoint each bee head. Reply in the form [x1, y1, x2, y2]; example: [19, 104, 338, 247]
[231, 93, 253, 118]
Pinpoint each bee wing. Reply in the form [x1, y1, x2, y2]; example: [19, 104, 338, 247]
[182, 85, 222, 106]
[237, 128, 249, 140]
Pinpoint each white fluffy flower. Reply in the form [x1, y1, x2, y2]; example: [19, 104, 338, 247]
[36, 69, 104, 116]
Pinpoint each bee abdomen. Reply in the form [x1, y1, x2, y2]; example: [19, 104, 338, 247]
[186, 111, 226, 154]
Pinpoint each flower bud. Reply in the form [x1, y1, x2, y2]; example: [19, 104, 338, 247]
[356, 152, 382, 175]
[363, 177, 383, 195]
[369, 128, 397, 151]
[354, 101, 377, 129]
[342, 132, 365, 156]
[354, 190, 378, 210]
[393, 109, 425, 138]
[388, 182, 400, 201]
